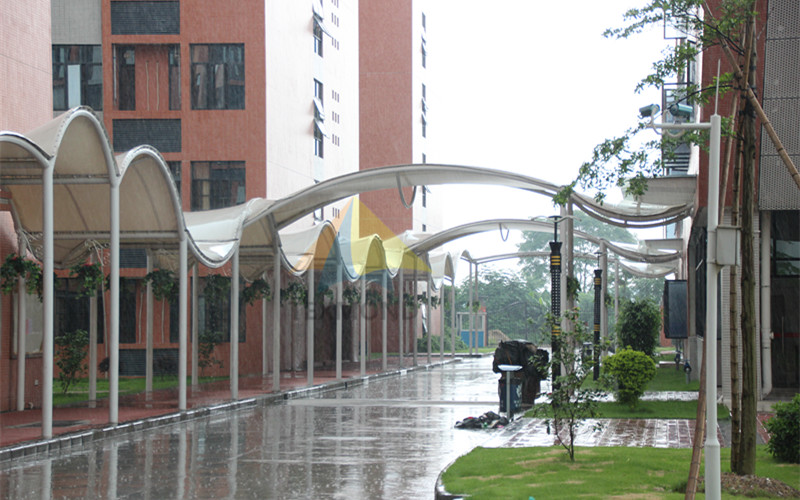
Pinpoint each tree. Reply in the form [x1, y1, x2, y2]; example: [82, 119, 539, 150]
[617, 298, 661, 357]
[569, 0, 799, 477]
[55, 329, 89, 394]
[532, 308, 607, 462]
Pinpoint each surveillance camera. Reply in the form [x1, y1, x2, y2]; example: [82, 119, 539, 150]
[668, 103, 693, 120]
[639, 104, 660, 118]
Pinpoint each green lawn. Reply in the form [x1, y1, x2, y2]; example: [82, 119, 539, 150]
[52, 375, 226, 407]
[648, 364, 700, 391]
[442, 445, 799, 500]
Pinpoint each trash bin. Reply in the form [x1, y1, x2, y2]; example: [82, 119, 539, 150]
[498, 377, 522, 413]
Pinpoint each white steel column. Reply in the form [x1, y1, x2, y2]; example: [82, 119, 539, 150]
[413, 265, 419, 366]
[109, 177, 120, 426]
[336, 260, 342, 379]
[426, 275, 432, 364]
[178, 238, 188, 410]
[145, 251, 153, 394]
[262, 272, 268, 377]
[16, 279, 25, 411]
[230, 249, 239, 400]
[450, 283, 456, 357]
[760, 211, 772, 395]
[381, 272, 387, 371]
[360, 274, 366, 376]
[440, 285, 445, 359]
[473, 264, 479, 348]
[398, 269, 404, 367]
[307, 266, 315, 386]
[467, 261, 474, 356]
[41, 165, 53, 438]
[191, 264, 198, 386]
[89, 269, 98, 406]
[272, 252, 281, 391]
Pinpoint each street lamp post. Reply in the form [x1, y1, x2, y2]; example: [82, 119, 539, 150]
[548, 216, 563, 387]
[644, 105, 722, 499]
[593, 267, 602, 381]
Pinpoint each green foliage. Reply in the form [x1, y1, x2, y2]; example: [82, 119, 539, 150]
[281, 280, 308, 306]
[604, 347, 657, 408]
[617, 298, 661, 357]
[531, 308, 608, 461]
[198, 330, 223, 375]
[416, 333, 467, 352]
[143, 269, 177, 301]
[69, 261, 105, 298]
[203, 274, 230, 302]
[764, 394, 800, 464]
[1, 253, 43, 299]
[55, 329, 89, 394]
[342, 284, 360, 306]
[241, 278, 271, 305]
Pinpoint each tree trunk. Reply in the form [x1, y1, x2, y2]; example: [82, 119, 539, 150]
[730, 114, 744, 469]
[685, 344, 707, 500]
[735, 15, 758, 476]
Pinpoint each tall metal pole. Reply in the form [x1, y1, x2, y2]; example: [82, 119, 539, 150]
[178, 238, 188, 410]
[549, 224, 562, 386]
[704, 113, 722, 500]
[398, 269, 404, 367]
[109, 178, 120, 425]
[230, 250, 239, 400]
[593, 269, 602, 381]
[307, 265, 315, 386]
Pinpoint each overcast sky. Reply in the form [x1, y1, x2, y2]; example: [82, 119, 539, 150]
[424, 1, 668, 265]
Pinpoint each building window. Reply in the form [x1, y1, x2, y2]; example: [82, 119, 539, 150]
[422, 12, 426, 30]
[191, 161, 246, 211]
[191, 44, 245, 110]
[55, 279, 105, 345]
[421, 34, 427, 68]
[199, 277, 245, 343]
[313, 207, 324, 223]
[422, 115, 427, 138]
[314, 123, 325, 158]
[422, 224, 427, 232]
[314, 21, 324, 56]
[167, 161, 182, 199]
[422, 153, 426, 164]
[53, 45, 103, 111]
[169, 45, 181, 110]
[115, 45, 136, 110]
[422, 186, 427, 207]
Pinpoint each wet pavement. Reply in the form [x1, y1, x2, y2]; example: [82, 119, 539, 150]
[0, 356, 775, 499]
[0, 357, 505, 499]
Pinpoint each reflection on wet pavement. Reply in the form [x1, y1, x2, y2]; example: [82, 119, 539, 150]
[0, 357, 507, 499]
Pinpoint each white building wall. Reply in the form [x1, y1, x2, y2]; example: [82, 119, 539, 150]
[265, 0, 359, 229]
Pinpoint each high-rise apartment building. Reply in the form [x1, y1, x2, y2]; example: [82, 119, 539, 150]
[359, 0, 440, 237]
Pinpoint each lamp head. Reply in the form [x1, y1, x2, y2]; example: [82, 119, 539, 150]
[639, 104, 660, 118]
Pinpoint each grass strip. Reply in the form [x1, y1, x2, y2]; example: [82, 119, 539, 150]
[442, 445, 798, 500]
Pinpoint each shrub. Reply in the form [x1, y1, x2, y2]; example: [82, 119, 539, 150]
[764, 394, 800, 463]
[617, 298, 661, 357]
[603, 347, 656, 408]
[55, 329, 89, 394]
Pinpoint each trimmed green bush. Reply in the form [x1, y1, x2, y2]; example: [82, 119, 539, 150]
[764, 393, 800, 463]
[604, 347, 656, 408]
[617, 298, 661, 357]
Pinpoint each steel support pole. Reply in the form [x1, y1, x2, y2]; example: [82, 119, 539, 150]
[145, 251, 153, 394]
[42, 166, 53, 438]
[336, 260, 343, 379]
[467, 261, 474, 355]
[360, 274, 366, 376]
[230, 249, 239, 400]
[109, 179, 120, 425]
[426, 275, 432, 364]
[382, 272, 387, 371]
[178, 238, 188, 410]
[398, 269, 404, 367]
[760, 211, 772, 396]
[16, 279, 25, 411]
[191, 264, 199, 387]
[549, 240, 562, 386]
[272, 252, 281, 391]
[262, 272, 268, 377]
[307, 265, 315, 386]
[450, 283, 456, 357]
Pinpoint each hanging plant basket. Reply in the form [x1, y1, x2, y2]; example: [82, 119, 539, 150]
[70, 261, 105, 299]
[203, 274, 231, 303]
[0, 253, 43, 299]
[281, 280, 308, 307]
[144, 269, 178, 301]
[242, 278, 272, 305]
